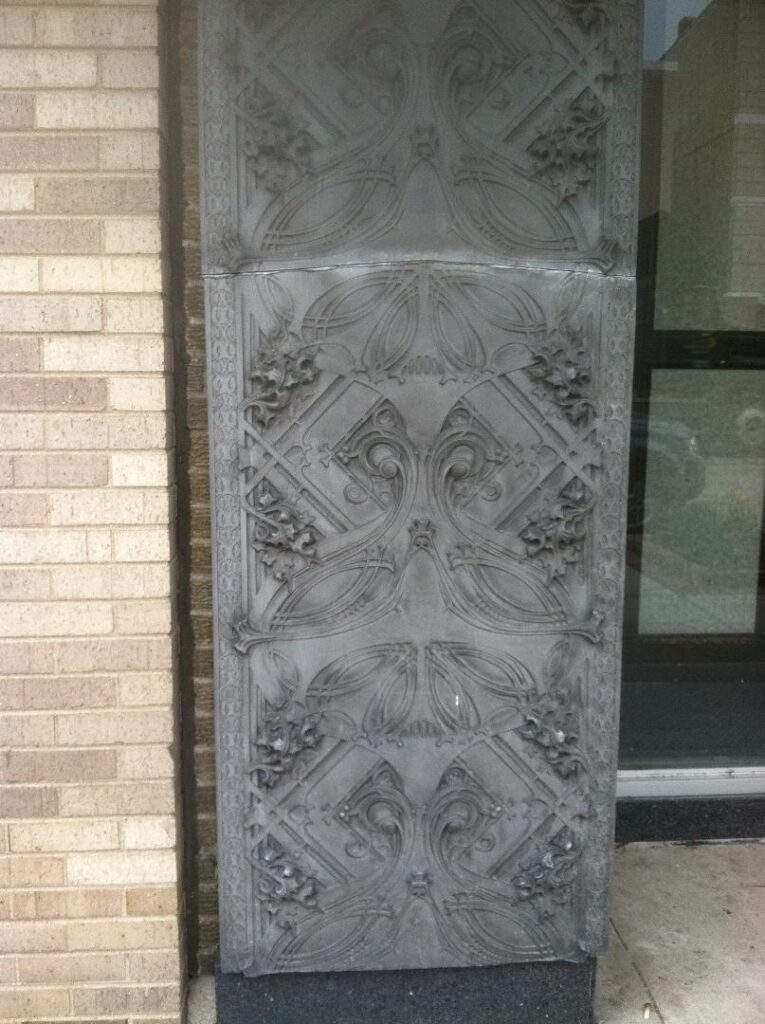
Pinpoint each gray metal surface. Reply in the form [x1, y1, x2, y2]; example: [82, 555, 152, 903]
[200, 0, 640, 978]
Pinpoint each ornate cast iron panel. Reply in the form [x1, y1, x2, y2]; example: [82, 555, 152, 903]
[200, 0, 639, 978]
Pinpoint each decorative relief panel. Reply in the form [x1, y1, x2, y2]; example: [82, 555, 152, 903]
[202, 0, 636, 275]
[201, 0, 639, 978]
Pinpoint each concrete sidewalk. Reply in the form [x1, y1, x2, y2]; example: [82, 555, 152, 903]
[189, 839, 765, 1024]
[598, 840, 765, 1024]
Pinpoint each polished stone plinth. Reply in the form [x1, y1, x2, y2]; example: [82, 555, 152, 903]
[216, 960, 596, 1024]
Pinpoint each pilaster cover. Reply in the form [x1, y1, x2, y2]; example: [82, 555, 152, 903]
[200, 0, 640, 978]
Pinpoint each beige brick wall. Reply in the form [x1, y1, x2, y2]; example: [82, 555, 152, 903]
[0, 3, 184, 1020]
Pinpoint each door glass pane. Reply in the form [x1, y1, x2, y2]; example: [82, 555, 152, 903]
[639, 369, 765, 634]
[621, 0, 765, 769]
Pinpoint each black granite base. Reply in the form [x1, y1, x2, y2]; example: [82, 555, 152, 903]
[615, 796, 765, 843]
[216, 958, 596, 1024]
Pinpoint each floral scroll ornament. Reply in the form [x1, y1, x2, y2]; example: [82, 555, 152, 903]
[517, 699, 584, 779]
[249, 488, 318, 592]
[237, 0, 281, 34]
[528, 88, 609, 204]
[521, 477, 591, 583]
[220, 230, 247, 272]
[246, 328, 318, 429]
[563, 0, 609, 32]
[516, 640, 586, 779]
[512, 827, 580, 919]
[255, 839, 320, 917]
[249, 652, 323, 788]
[238, 76, 316, 195]
[252, 698, 322, 789]
[526, 323, 594, 425]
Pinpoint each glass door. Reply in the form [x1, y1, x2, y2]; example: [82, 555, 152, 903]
[621, 0, 765, 768]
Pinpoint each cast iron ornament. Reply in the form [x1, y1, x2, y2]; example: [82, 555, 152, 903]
[200, 0, 640, 977]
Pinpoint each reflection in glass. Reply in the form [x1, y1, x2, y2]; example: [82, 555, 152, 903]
[639, 370, 765, 634]
[642, 0, 765, 332]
